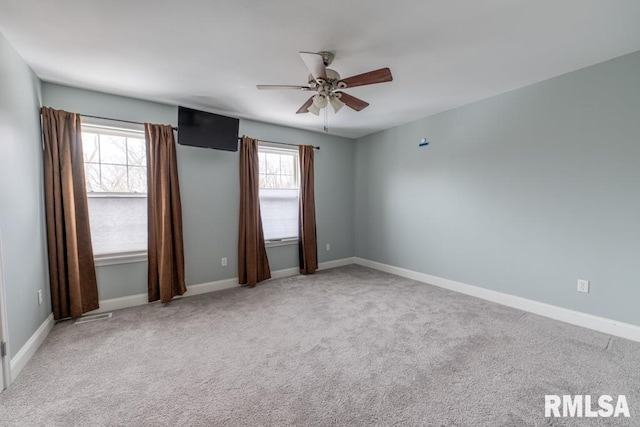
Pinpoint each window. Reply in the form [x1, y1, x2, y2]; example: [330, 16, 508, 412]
[81, 123, 147, 256]
[258, 145, 299, 242]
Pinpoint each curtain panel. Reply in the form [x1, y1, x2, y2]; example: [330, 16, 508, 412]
[238, 136, 271, 286]
[41, 107, 99, 319]
[298, 145, 318, 274]
[145, 123, 186, 303]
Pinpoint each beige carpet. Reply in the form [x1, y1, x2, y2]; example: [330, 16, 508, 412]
[1, 265, 639, 426]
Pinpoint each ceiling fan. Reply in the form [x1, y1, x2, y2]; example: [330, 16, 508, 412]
[257, 51, 393, 116]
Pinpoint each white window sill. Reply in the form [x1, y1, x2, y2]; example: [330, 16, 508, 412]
[87, 193, 147, 198]
[94, 251, 148, 267]
[265, 239, 298, 248]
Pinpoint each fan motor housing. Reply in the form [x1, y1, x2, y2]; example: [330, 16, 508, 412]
[318, 51, 335, 66]
[308, 69, 341, 88]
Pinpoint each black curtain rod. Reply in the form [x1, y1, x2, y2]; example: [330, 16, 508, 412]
[78, 114, 178, 131]
[43, 111, 318, 148]
[239, 137, 320, 150]
[40, 109, 178, 130]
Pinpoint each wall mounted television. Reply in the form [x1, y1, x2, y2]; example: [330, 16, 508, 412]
[177, 106, 239, 152]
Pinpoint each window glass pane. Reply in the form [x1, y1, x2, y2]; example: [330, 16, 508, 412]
[281, 155, 294, 176]
[281, 174, 294, 189]
[128, 166, 147, 193]
[82, 133, 100, 162]
[265, 153, 280, 174]
[101, 164, 128, 192]
[127, 138, 146, 166]
[263, 174, 280, 189]
[100, 135, 127, 165]
[87, 196, 147, 254]
[84, 163, 101, 192]
[258, 152, 266, 174]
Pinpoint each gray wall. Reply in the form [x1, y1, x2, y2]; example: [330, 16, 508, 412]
[355, 51, 640, 326]
[0, 32, 51, 357]
[2, 31, 638, 358]
[42, 83, 355, 300]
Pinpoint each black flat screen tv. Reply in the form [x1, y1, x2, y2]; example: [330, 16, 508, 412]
[178, 106, 239, 151]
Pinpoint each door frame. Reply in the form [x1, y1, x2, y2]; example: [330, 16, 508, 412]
[0, 229, 11, 390]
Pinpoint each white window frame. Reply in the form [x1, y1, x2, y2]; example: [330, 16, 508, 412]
[258, 143, 300, 247]
[81, 118, 148, 265]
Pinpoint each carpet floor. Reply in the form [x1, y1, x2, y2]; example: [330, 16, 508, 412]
[1, 265, 639, 426]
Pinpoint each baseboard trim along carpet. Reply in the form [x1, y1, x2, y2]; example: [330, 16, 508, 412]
[90, 257, 356, 315]
[10, 313, 54, 383]
[354, 257, 640, 343]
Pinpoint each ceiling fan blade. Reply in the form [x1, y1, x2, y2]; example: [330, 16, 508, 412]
[338, 67, 393, 88]
[256, 85, 312, 91]
[296, 97, 314, 114]
[336, 92, 369, 111]
[299, 52, 327, 81]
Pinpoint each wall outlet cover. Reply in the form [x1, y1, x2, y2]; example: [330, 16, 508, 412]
[577, 279, 589, 293]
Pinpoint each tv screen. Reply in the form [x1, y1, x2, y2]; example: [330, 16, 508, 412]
[178, 106, 239, 152]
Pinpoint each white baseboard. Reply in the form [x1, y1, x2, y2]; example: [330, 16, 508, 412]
[269, 267, 300, 280]
[92, 294, 149, 314]
[184, 277, 238, 296]
[87, 277, 241, 315]
[89, 257, 355, 314]
[319, 257, 355, 270]
[354, 257, 640, 343]
[10, 313, 54, 383]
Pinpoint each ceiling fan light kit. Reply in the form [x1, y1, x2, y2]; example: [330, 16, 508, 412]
[329, 96, 344, 113]
[307, 102, 321, 116]
[312, 93, 328, 109]
[257, 51, 393, 130]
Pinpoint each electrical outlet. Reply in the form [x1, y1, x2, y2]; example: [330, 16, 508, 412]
[326, 243, 331, 251]
[221, 257, 228, 267]
[37, 290, 43, 305]
[577, 279, 589, 293]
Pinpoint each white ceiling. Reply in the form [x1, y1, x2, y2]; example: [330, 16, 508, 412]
[1, 1, 640, 138]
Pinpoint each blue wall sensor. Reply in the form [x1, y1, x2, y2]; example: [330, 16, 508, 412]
[419, 138, 429, 147]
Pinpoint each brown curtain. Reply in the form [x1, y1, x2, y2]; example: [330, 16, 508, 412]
[298, 145, 318, 274]
[238, 136, 271, 286]
[145, 123, 186, 303]
[42, 107, 99, 320]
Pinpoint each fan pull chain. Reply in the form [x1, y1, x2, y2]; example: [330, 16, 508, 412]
[323, 106, 329, 133]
